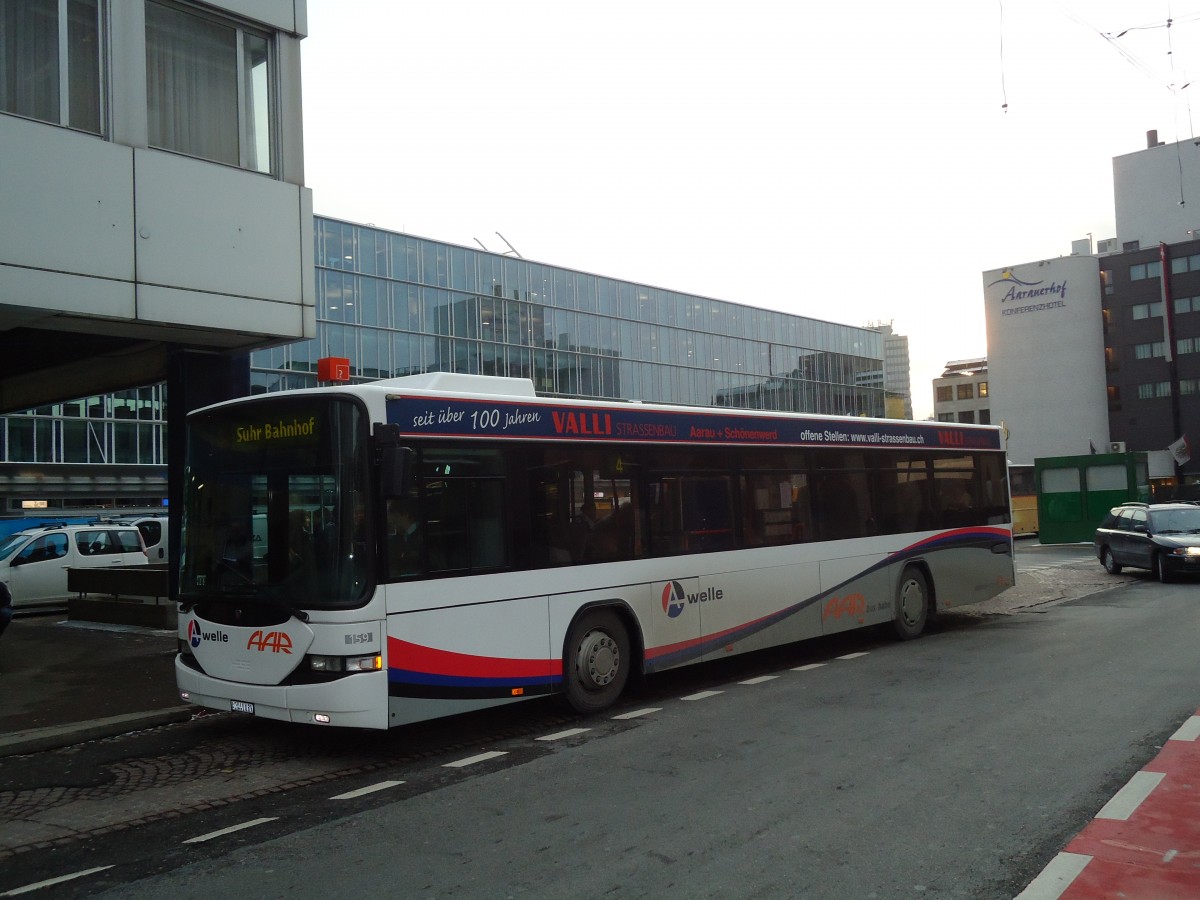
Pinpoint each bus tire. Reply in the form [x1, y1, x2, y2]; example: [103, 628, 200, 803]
[892, 567, 929, 641]
[564, 609, 631, 714]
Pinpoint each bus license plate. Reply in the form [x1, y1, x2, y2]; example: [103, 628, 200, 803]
[231, 700, 255, 715]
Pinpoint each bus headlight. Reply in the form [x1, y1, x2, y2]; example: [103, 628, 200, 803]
[308, 654, 383, 672]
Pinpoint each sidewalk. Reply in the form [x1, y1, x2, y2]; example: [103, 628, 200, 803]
[0, 616, 192, 757]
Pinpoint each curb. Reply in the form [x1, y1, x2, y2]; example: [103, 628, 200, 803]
[0, 706, 195, 758]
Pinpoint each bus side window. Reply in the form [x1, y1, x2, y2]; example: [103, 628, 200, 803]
[741, 474, 810, 546]
[385, 496, 423, 578]
[525, 467, 572, 567]
[812, 470, 871, 541]
[422, 478, 507, 574]
[677, 476, 734, 553]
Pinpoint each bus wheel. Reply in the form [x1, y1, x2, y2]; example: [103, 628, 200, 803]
[892, 567, 929, 641]
[564, 609, 630, 714]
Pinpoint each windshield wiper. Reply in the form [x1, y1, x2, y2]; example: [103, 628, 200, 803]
[179, 560, 311, 623]
[248, 591, 311, 624]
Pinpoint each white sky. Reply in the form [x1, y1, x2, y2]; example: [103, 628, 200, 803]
[300, 1, 1200, 419]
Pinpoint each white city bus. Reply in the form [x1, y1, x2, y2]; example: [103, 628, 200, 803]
[176, 373, 1014, 728]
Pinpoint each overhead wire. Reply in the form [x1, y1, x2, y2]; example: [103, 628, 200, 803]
[1054, 1, 1172, 86]
[1053, 3, 1200, 207]
[1166, 4, 1188, 205]
[999, 0, 1009, 112]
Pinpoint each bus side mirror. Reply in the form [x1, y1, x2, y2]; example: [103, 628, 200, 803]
[380, 445, 413, 498]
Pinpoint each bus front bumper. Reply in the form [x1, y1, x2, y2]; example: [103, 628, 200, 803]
[175, 656, 389, 729]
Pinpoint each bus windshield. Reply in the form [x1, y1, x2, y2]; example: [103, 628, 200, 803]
[179, 395, 373, 611]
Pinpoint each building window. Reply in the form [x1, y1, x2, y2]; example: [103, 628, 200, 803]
[957, 411, 975, 424]
[1129, 261, 1162, 281]
[1181, 379, 1198, 396]
[1179, 338, 1196, 356]
[1, 0, 102, 133]
[957, 384, 974, 401]
[1137, 381, 1172, 400]
[1132, 302, 1164, 320]
[935, 385, 952, 402]
[978, 409, 991, 424]
[1174, 254, 1200, 274]
[978, 381, 988, 398]
[1134, 341, 1165, 359]
[937, 412, 954, 422]
[146, 0, 274, 173]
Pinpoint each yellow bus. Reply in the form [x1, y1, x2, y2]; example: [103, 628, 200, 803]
[1009, 464, 1038, 537]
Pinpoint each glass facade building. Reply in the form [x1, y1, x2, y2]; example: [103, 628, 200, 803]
[251, 218, 885, 415]
[0, 216, 884, 513]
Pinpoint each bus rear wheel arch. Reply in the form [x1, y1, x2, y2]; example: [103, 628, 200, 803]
[563, 607, 634, 714]
[892, 565, 931, 641]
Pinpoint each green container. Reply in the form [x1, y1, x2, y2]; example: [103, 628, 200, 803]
[1034, 452, 1150, 544]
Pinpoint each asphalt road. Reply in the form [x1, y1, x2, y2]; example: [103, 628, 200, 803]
[5, 542, 1196, 899]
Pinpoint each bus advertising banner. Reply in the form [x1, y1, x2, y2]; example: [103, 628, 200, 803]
[386, 396, 1001, 452]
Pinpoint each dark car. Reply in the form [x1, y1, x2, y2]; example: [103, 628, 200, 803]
[1094, 502, 1200, 582]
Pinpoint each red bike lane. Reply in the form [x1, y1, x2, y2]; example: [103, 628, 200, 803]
[1019, 712, 1200, 899]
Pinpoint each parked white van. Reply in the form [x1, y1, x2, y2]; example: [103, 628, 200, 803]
[0, 522, 148, 607]
[100, 515, 169, 563]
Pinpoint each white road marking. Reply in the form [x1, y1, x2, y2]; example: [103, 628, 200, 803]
[739, 675, 779, 685]
[1096, 770, 1166, 820]
[612, 707, 661, 720]
[792, 663, 827, 671]
[1014, 851, 1092, 899]
[837, 652, 870, 660]
[1, 866, 114, 896]
[536, 728, 591, 741]
[681, 690, 724, 701]
[444, 750, 507, 768]
[182, 817, 277, 844]
[330, 780, 405, 800]
[1170, 716, 1200, 742]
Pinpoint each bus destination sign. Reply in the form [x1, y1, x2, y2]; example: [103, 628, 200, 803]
[386, 397, 1000, 451]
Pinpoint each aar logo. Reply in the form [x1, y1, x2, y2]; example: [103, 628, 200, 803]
[661, 581, 687, 619]
[247, 630, 293, 654]
[187, 620, 201, 649]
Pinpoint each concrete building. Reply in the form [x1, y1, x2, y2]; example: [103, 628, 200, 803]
[1114, 130, 1200, 251]
[1, 0, 312, 519]
[932, 358, 990, 426]
[981, 255, 1111, 465]
[867, 322, 913, 419]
